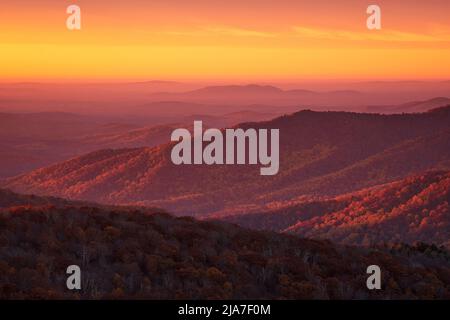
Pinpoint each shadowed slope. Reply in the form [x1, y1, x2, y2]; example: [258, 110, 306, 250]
[1, 203, 449, 299]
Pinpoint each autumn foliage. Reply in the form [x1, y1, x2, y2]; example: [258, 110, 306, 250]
[223, 170, 450, 247]
[1, 203, 449, 300]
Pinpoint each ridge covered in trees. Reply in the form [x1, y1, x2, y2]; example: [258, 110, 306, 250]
[3, 108, 450, 216]
[221, 170, 450, 247]
[1, 202, 449, 299]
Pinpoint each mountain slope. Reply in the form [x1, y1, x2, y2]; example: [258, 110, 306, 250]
[1, 202, 449, 299]
[0, 109, 280, 179]
[286, 171, 450, 246]
[3, 108, 450, 216]
[221, 171, 450, 247]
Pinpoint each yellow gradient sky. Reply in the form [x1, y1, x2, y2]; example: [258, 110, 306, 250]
[1, 0, 450, 81]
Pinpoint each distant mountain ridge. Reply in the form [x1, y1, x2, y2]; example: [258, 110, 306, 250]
[149, 84, 369, 106]
[0, 110, 279, 178]
[3, 81, 450, 114]
[365, 98, 450, 114]
[3, 107, 450, 216]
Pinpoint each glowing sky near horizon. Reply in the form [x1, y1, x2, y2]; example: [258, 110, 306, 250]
[1, 0, 450, 81]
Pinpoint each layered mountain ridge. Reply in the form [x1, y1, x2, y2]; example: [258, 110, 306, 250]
[3, 107, 450, 216]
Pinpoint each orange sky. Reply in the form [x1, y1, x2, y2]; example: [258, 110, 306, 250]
[1, 0, 450, 81]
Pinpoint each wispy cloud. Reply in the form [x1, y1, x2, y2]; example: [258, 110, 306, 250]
[292, 26, 450, 42]
[154, 26, 276, 38]
[204, 27, 276, 38]
[158, 25, 450, 43]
